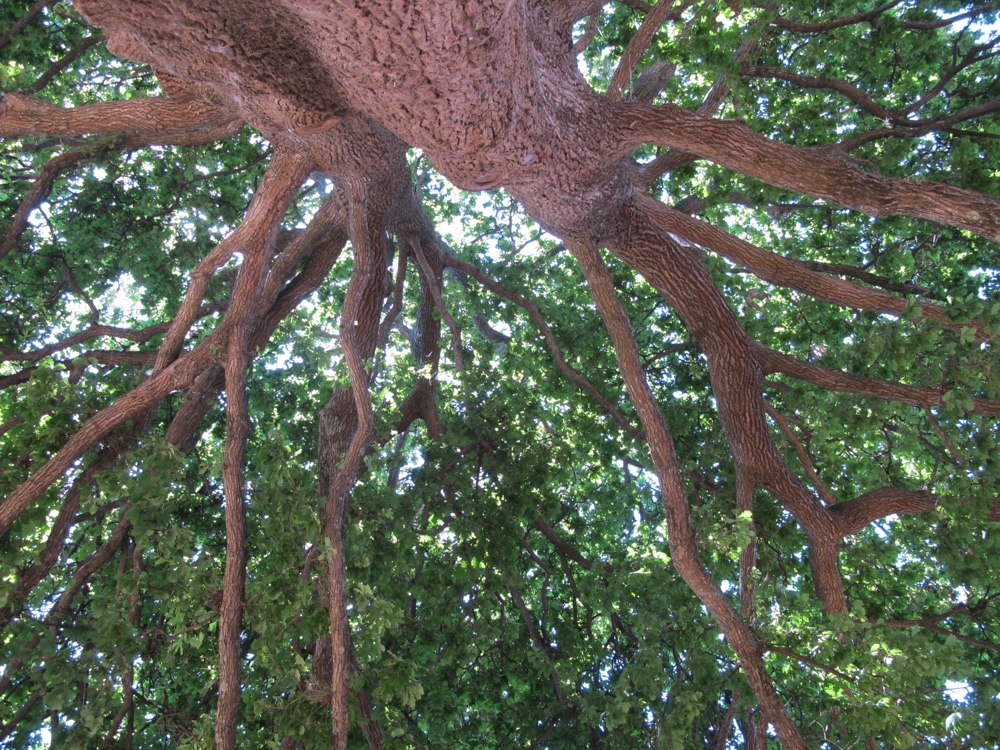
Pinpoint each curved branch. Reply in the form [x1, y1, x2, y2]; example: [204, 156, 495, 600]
[899, 3, 1000, 31]
[322, 183, 390, 750]
[761, 1, 903, 34]
[444, 253, 640, 435]
[618, 102, 1000, 242]
[762, 348, 1000, 417]
[828, 487, 937, 537]
[1, 149, 86, 261]
[643, 201, 990, 340]
[839, 99, 1000, 152]
[2, 123, 244, 262]
[1, 308, 222, 364]
[739, 65, 894, 121]
[567, 236, 807, 749]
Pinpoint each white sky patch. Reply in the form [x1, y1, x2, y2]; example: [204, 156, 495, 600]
[944, 680, 972, 703]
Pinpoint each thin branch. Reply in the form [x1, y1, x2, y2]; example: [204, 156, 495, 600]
[1, 306, 223, 364]
[839, 98, 1000, 151]
[798, 261, 925, 296]
[27, 33, 106, 94]
[0, 0, 53, 52]
[899, 2, 1000, 30]
[875, 597, 1000, 652]
[740, 65, 894, 121]
[761, 1, 903, 34]
[1, 148, 86, 261]
[444, 253, 641, 435]
[531, 515, 595, 570]
[763, 401, 836, 505]
[924, 408, 965, 466]
[763, 348, 1000, 417]
[508, 583, 567, 705]
[764, 645, 856, 691]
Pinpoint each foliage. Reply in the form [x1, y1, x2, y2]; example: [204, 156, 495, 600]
[2, 1, 1000, 748]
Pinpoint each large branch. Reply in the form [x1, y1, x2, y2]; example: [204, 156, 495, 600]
[828, 487, 937, 537]
[0, 185, 345, 539]
[152, 149, 312, 374]
[0, 92, 237, 138]
[567, 236, 807, 748]
[322, 181, 391, 750]
[213, 156, 308, 750]
[645, 201, 991, 339]
[618, 103, 1000, 242]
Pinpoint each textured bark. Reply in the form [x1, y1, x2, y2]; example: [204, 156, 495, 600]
[568, 237, 807, 748]
[3, 1, 999, 744]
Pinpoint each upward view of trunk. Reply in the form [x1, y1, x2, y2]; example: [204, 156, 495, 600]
[2, 1, 1000, 748]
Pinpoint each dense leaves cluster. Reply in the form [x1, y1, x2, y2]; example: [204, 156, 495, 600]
[2, 1, 1000, 748]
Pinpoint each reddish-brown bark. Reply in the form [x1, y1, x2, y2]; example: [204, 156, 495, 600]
[2, 0, 999, 745]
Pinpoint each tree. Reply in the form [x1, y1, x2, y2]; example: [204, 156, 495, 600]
[1, 0, 999, 746]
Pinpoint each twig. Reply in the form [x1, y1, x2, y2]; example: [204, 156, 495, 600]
[763, 400, 836, 505]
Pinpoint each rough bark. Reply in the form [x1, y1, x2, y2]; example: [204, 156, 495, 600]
[2, 0, 999, 745]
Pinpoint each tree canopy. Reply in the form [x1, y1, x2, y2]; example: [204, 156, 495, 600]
[2, 1, 1000, 747]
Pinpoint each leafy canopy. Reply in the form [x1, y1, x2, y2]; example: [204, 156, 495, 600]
[1, 1, 1000, 749]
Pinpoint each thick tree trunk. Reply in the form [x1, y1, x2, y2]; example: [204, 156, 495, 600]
[1, 1, 995, 745]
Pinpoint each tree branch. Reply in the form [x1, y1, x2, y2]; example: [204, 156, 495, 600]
[619, 102, 1000, 242]
[567, 236, 807, 749]
[759, 1, 903, 34]
[27, 33, 106, 94]
[607, 0, 676, 102]
[0, 0, 53, 52]
[828, 487, 937, 537]
[0, 92, 237, 139]
[763, 401, 835, 505]
[762, 349, 1000, 417]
